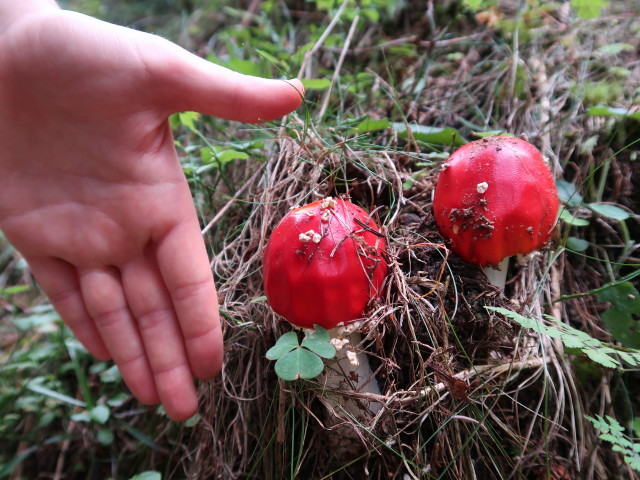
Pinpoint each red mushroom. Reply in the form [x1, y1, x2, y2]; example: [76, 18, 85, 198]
[263, 197, 388, 417]
[433, 136, 559, 287]
[263, 197, 387, 329]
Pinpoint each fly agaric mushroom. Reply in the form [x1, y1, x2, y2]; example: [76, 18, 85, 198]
[433, 136, 559, 287]
[263, 197, 388, 417]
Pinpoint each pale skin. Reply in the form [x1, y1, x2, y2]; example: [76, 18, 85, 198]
[0, 1, 303, 421]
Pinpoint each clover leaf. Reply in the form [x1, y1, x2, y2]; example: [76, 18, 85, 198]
[599, 282, 640, 349]
[266, 326, 336, 381]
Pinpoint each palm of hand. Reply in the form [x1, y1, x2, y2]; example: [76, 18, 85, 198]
[0, 10, 302, 420]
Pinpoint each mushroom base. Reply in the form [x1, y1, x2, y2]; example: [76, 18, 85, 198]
[482, 257, 510, 288]
[318, 331, 382, 423]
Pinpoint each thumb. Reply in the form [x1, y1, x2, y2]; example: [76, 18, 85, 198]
[142, 37, 304, 123]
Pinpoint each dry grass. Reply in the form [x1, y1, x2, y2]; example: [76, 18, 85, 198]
[2, 1, 638, 479]
[187, 127, 569, 478]
[174, 3, 640, 479]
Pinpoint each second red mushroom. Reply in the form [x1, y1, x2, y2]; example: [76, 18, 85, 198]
[433, 136, 560, 286]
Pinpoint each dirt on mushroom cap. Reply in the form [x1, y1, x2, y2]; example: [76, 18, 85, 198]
[262, 197, 388, 329]
[433, 136, 560, 267]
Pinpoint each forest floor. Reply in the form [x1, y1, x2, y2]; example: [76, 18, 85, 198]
[1, 1, 639, 479]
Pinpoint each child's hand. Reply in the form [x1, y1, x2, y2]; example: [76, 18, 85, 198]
[0, 7, 303, 420]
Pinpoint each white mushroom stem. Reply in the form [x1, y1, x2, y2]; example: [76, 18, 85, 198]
[320, 329, 382, 421]
[482, 256, 510, 288]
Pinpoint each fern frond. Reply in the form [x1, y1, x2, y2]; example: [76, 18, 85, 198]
[486, 306, 640, 369]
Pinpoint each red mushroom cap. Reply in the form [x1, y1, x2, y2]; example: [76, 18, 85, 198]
[263, 198, 388, 330]
[433, 136, 560, 267]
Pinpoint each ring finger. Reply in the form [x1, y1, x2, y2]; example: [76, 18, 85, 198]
[78, 266, 159, 406]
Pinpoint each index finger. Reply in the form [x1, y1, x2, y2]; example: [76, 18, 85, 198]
[138, 33, 304, 123]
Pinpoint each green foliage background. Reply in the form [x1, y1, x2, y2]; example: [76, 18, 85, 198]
[2, 0, 639, 479]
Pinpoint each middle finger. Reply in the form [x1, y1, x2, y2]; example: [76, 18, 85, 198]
[120, 250, 198, 421]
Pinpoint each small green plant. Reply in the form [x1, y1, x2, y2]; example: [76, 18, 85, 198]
[557, 179, 632, 253]
[313, 0, 401, 24]
[570, 0, 610, 19]
[598, 282, 640, 349]
[128, 472, 162, 480]
[0, 303, 172, 477]
[487, 306, 640, 369]
[557, 179, 631, 224]
[348, 117, 467, 150]
[587, 106, 640, 121]
[266, 326, 336, 381]
[490, 307, 640, 472]
[585, 415, 640, 472]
